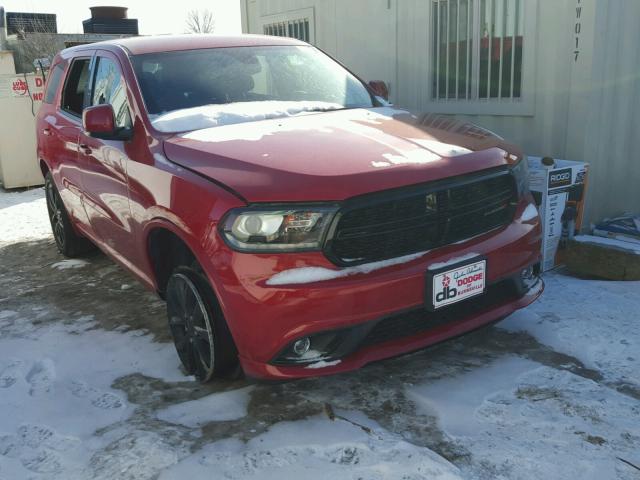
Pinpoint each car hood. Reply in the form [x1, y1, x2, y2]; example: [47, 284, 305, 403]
[162, 107, 520, 203]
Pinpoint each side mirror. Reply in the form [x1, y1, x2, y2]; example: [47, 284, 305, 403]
[368, 80, 389, 101]
[83, 104, 131, 140]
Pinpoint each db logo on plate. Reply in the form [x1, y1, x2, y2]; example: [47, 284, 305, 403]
[432, 260, 486, 309]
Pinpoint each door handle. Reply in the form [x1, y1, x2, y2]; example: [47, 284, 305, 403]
[43, 128, 51, 136]
[79, 143, 92, 155]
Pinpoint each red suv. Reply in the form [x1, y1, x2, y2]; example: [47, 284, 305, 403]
[36, 35, 543, 381]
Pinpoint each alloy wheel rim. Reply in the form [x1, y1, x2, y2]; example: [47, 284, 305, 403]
[167, 273, 215, 381]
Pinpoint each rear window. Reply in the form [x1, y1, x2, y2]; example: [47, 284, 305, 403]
[43, 63, 65, 104]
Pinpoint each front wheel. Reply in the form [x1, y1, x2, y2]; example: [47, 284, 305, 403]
[44, 173, 94, 257]
[166, 266, 239, 382]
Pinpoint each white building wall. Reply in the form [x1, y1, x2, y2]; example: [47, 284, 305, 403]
[242, 0, 397, 95]
[578, 0, 640, 225]
[0, 72, 44, 188]
[0, 50, 15, 74]
[242, 0, 640, 222]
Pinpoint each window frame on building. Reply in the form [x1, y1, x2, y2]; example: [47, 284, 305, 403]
[260, 8, 316, 44]
[426, 0, 537, 116]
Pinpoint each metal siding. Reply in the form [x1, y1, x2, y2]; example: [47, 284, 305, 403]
[577, 0, 640, 221]
[335, 0, 396, 98]
[396, 0, 429, 110]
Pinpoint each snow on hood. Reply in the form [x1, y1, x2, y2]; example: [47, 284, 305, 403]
[161, 106, 514, 203]
[151, 101, 344, 133]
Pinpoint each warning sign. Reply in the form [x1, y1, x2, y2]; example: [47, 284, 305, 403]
[0, 75, 45, 101]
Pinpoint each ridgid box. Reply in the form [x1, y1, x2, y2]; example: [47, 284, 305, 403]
[528, 157, 589, 272]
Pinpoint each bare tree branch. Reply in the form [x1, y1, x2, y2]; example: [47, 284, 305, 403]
[186, 9, 215, 34]
[8, 18, 63, 73]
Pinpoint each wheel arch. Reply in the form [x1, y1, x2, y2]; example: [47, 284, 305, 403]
[145, 220, 218, 300]
[148, 222, 241, 379]
[39, 158, 51, 178]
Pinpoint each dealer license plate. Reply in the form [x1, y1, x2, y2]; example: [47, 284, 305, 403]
[429, 259, 486, 310]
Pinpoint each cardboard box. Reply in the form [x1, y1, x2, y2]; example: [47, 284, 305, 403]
[528, 156, 589, 271]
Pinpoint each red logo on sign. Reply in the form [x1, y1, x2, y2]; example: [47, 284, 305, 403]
[457, 273, 483, 286]
[442, 274, 450, 287]
[11, 79, 28, 96]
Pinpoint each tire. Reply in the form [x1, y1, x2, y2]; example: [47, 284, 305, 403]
[44, 172, 95, 257]
[166, 265, 240, 382]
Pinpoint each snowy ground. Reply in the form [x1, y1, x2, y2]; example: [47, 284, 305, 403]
[1, 187, 639, 479]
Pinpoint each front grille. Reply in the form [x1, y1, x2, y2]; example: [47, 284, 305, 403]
[325, 169, 517, 265]
[360, 278, 520, 348]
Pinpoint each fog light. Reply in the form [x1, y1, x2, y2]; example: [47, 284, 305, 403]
[520, 265, 538, 289]
[292, 337, 311, 356]
[272, 326, 371, 366]
[521, 266, 535, 280]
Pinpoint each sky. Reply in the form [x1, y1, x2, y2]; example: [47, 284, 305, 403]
[1, 0, 242, 35]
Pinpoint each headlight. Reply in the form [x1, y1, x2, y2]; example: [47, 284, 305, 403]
[511, 155, 530, 197]
[221, 205, 338, 252]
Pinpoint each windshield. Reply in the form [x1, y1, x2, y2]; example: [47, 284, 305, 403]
[131, 45, 374, 132]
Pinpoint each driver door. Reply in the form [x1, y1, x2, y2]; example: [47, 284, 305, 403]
[78, 50, 137, 263]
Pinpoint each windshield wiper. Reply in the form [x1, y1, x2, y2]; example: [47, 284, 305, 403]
[304, 106, 354, 113]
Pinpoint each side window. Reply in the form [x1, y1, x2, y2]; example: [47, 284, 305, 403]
[61, 58, 91, 116]
[44, 63, 65, 104]
[92, 57, 132, 129]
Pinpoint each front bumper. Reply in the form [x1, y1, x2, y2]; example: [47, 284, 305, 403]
[211, 199, 543, 380]
[242, 277, 543, 379]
